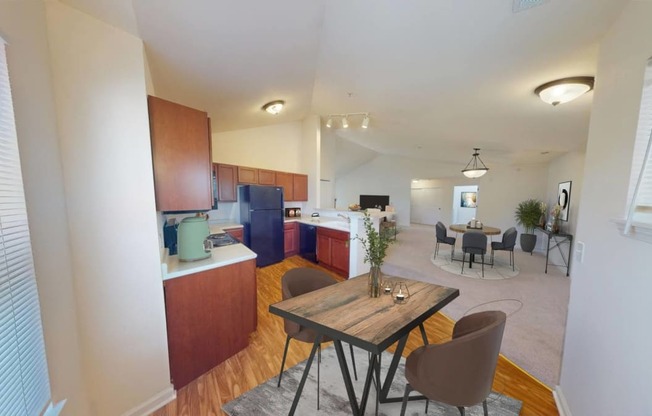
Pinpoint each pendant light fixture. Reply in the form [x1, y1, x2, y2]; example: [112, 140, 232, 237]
[534, 77, 594, 106]
[262, 100, 285, 115]
[462, 148, 489, 178]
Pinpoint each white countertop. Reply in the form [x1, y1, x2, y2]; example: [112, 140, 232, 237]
[285, 216, 351, 232]
[161, 243, 257, 281]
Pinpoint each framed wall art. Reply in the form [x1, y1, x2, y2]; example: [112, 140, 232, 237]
[461, 192, 477, 208]
[557, 181, 572, 221]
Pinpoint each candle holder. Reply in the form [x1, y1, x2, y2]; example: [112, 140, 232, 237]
[382, 280, 394, 295]
[391, 282, 410, 304]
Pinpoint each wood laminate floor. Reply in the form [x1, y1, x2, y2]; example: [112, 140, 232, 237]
[151, 256, 558, 416]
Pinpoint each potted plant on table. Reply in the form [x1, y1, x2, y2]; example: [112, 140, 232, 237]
[515, 199, 544, 254]
[355, 213, 395, 297]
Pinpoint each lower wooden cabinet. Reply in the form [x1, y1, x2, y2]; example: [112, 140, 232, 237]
[163, 259, 256, 389]
[284, 222, 299, 257]
[316, 227, 350, 277]
[224, 227, 243, 242]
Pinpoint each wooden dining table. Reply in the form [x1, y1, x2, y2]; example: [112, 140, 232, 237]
[269, 275, 459, 416]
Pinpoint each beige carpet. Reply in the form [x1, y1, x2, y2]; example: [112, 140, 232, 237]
[382, 224, 570, 387]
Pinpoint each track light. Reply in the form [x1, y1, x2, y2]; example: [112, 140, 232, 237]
[361, 114, 369, 129]
[324, 112, 370, 129]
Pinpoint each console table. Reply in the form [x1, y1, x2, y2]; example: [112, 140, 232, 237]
[536, 227, 572, 276]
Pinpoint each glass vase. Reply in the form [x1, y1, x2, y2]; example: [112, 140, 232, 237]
[368, 265, 381, 298]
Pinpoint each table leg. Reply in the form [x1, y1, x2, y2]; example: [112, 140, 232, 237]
[288, 334, 322, 416]
[334, 340, 361, 415]
[359, 352, 377, 416]
[419, 323, 429, 345]
[469, 253, 474, 268]
[545, 234, 551, 274]
[379, 334, 427, 404]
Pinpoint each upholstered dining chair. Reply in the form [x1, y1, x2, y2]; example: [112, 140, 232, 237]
[491, 227, 518, 271]
[277, 267, 357, 409]
[400, 310, 507, 416]
[461, 231, 488, 277]
[435, 222, 456, 259]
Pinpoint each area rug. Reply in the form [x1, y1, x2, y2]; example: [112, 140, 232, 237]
[222, 346, 522, 416]
[431, 252, 519, 280]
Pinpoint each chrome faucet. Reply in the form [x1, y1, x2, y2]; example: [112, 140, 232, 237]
[337, 213, 351, 223]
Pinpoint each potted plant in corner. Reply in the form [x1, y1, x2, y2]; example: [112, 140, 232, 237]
[515, 199, 544, 254]
[355, 213, 395, 297]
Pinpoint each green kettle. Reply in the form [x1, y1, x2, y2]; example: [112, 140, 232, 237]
[177, 216, 211, 262]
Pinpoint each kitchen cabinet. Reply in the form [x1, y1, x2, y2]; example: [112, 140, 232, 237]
[238, 166, 258, 184]
[258, 169, 276, 185]
[275, 172, 308, 202]
[284, 222, 299, 257]
[224, 227, 243, 242]
[216, 163, 237, 202]
[163, 259, 256, 389]
[293, 174, 308, 201]
[316, 227, 350, 277]
[148, 95, 212, 211]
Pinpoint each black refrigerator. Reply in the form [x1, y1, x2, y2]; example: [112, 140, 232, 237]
[239, 185, 284, 267]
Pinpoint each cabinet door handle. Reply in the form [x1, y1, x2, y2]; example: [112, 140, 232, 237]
[345, 241, 349, 248]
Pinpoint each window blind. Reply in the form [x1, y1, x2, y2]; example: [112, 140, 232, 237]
[0, 41, 51, 415]
[626, 59, 652, 233]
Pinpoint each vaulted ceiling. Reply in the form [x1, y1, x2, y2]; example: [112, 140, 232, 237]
[60, 0, 629, 167]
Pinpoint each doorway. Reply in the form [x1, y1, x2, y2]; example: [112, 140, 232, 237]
[452, 185, 478, 224]
[410, 182, 444, 225]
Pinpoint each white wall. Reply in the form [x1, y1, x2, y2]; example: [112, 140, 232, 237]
[0, 2, 90, 414]
[559, 2, 652, 415]
[46, 2, 172, 415]
[335, 154, 548, 232]
[301, 115, 321, 211]
[212, 121, 303, 171]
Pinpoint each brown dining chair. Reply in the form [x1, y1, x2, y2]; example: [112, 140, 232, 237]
[461, 231, 488, 277]
[435, 222, 456, 259]
[491, 227, 518, 271]
[277, 267, 357, 409]
[400, 310, 507, 416]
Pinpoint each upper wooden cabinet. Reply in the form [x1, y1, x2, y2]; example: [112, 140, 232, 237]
[216, 163, 237, 202]
[293, 174, 308, 201]
[148, 96, 212, 211]
[275, 172, 294, 201]
[237, 166, 258, 184]
[258, 169, 276, 185]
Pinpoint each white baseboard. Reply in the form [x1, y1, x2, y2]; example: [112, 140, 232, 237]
[120, 384, 176, 416]
[553, 385, 572, 416]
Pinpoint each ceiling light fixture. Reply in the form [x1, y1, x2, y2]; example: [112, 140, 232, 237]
[534, 77, 595, 106]
[462, 148, 489, 178]
[262, 100, 285, 115]
[361, 114, 370, 129]
[324, 112, 370, 129]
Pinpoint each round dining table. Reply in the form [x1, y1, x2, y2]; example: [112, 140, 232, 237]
[449, 224, 502, 235]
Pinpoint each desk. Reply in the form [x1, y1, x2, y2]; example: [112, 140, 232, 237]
[536, 227, 573, 276]
[269, 276, 459, 416]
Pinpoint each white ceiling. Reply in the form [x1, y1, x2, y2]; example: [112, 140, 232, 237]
[62, 0, 629, 167]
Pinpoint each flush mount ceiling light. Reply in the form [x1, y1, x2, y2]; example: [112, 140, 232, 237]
[534, 77, 595, 106]
[262, 100, 285, 115]
[324, 113, 370, 129]
[462, 148, 489, 178]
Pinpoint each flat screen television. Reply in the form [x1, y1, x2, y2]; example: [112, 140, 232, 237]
[359, 195, 390, 210]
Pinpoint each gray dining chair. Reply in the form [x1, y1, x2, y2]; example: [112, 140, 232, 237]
[277, 267, 357, 410]
[491, 227, 518, 271]
[400, 311, 507, 416]
[461, 231, 488, 277]
[435, 222, 456, 259]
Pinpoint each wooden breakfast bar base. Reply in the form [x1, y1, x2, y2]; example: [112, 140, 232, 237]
[269, 275, 459, 416]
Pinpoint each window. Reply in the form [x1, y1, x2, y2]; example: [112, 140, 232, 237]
[0, 40, 52, 415]
[625, 57, 652, 235]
